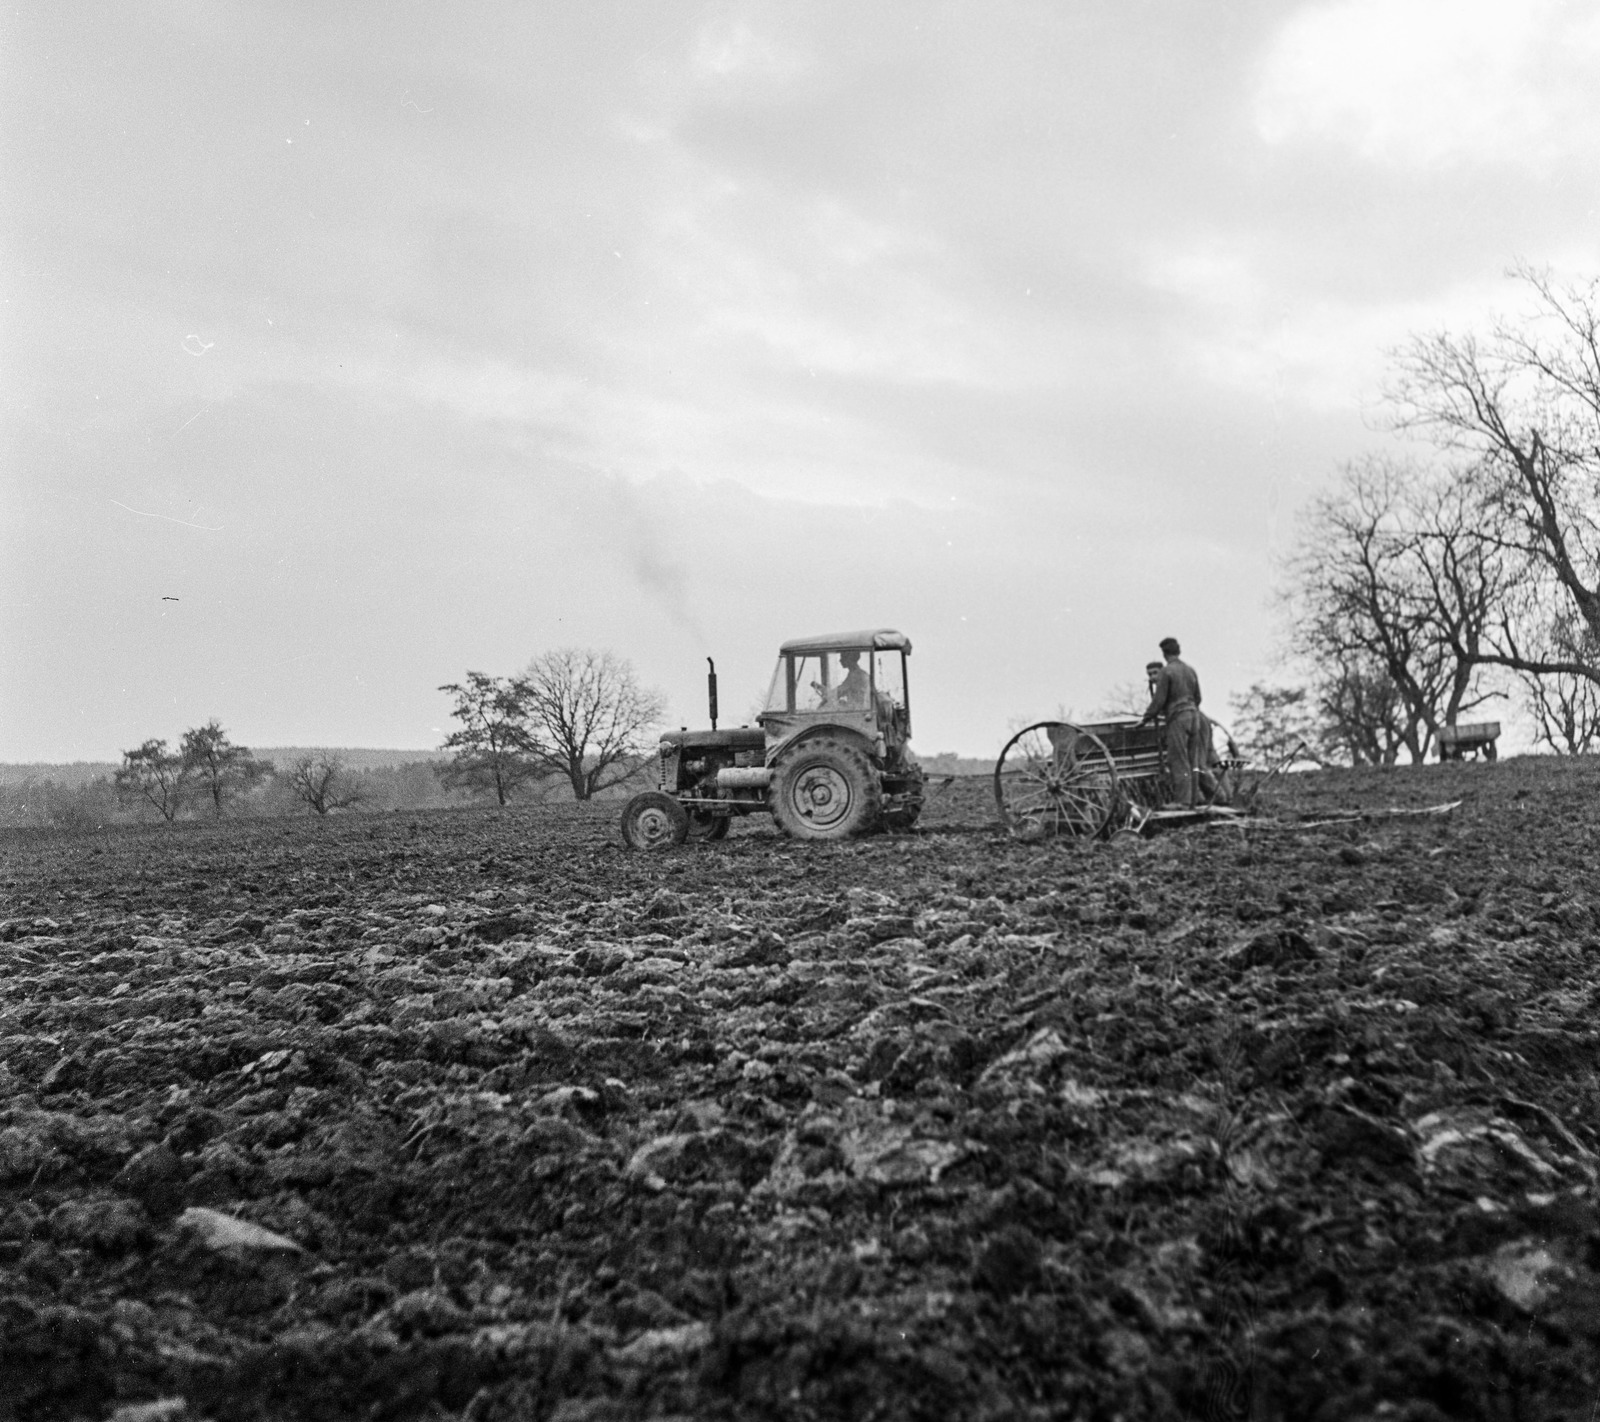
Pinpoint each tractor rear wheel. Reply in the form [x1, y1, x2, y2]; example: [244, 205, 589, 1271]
[770, 737, 882, 840]
[620, 792, 690, 850]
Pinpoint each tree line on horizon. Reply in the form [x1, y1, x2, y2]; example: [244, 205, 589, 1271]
[0, 745, 467, 832]
[2, 647, 664, 831]
[1228, 265, 1600, 767]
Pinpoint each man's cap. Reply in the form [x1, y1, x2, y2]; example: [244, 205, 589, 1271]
[1145, 661, 1163, 673]
[1159, 637, 1181, 655]
[840, 650, 861, 663]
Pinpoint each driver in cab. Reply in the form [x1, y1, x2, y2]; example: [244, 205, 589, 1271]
[835, 650, 870, 708]
[812, 650, 871, 710]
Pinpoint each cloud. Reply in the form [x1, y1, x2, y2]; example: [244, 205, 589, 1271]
[1255, 0, 1600, 167]
[691, 19, 811, 84]
[656, 191, 983, 387]
[1138, 236, 1553, 415]
[404, 358, 590, 428]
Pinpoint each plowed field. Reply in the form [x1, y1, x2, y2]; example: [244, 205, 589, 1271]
[3, 758, 1599, 1421]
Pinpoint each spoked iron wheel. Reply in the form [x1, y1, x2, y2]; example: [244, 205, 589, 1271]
[993, 722, 1121, 838]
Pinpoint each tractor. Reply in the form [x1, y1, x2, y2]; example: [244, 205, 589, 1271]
[619, 628, 925, 848]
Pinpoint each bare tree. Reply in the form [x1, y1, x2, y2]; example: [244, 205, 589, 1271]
[1229, 682, 1343, 768]
[1317, 658, 1411, 767]
[1280, 457, 1502, 763]
[284, 753, 364, 817]
[1092, 681, 1148, 720]
[1524, 667, 1600, 755]
[1518, 609, 1600, 753]
[1387, 264, 1600, 689]
[519, 648, 666, 801]
[114, 739, 188, 822]
[437, 672, 547, 805]
[181, 720, 272, 816]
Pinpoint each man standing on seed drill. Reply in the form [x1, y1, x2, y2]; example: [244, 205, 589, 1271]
[1140, 636, 1206, 808]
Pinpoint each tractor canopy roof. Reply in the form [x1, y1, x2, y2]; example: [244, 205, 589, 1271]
[778, 628, 912, 655]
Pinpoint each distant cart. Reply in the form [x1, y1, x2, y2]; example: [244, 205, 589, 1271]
[992, 717, 1245, 838]
[1438, 721, 1500, 762]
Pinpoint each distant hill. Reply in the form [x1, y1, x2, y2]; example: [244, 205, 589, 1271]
[0, 748, 443, 786]
[4, 747, 990, 788]
[251, 748, 444, 770]
[0, 762, 120, 787]
[917, 752, 993, 778]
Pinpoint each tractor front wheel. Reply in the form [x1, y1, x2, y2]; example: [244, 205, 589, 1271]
[770, 737, 883, 840]
[620, 792, 690, 850]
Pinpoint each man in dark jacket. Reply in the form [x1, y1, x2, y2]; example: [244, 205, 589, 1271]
[835, 650, 870, 709]
[1140, 637, 1206, 807]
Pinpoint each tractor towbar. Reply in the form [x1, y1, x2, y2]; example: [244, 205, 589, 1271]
[715, 767, 774, 790]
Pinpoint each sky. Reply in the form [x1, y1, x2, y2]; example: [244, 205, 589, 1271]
[4, 0, 1600, 762]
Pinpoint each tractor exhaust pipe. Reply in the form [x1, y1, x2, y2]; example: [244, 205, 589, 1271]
[707, 657, 718, 731]
[716, 767, 773, 789]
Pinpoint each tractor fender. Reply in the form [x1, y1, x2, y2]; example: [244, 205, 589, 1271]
[766, 724, 880, 768]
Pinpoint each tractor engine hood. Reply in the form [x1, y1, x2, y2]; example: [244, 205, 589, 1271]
[659, 727, 766, 751]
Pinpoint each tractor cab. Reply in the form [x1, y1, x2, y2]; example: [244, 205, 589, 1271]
[757, 629, 913, 763]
